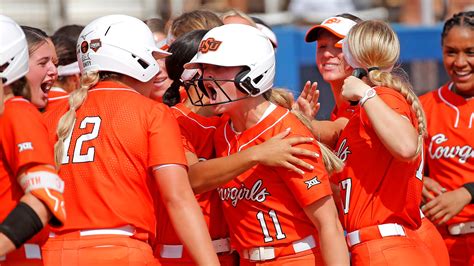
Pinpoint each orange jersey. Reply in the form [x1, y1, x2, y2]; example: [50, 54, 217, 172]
[214, 104, 332, 251]
[0, 97, 55, 244]
[46, 87, 69, 112]
[420, 82, 474, 225]
[330, 100, 357, 121]
[155, 103, 228, 245]
[332, 87, 423, 233]
[43, 81, 187, 239]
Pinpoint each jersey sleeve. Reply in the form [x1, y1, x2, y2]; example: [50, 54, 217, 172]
[279, 124, 333, 207]
[148, 104, 187, 168]
[1, 105, 55, 177]
[361, 87, 415, 129]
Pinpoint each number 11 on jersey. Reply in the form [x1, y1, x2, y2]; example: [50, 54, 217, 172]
[256, 209, 287, 243]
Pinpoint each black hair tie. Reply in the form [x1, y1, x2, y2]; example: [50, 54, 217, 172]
[368, 67, 380, 72]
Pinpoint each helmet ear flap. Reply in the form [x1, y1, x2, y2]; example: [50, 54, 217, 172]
[234, 67, 260, 96]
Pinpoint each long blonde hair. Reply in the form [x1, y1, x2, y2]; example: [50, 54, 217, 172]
[54, 71, 99, 168]
[265, 89, 344, 174]
[345, 20, 427, 155]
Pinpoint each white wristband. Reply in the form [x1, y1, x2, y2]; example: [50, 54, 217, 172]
[359, 88, 376, 106]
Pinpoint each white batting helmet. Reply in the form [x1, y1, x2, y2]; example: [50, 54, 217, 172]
[185, 24, 275, 97]
[0, 15, 29, 86]
[77, 14, 170, 82]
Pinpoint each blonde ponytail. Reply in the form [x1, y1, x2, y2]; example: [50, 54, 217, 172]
[346, 20, 427, 155]
[267, 89, 344, 174]
[54, 71, 99, 168]
[368, 69, 427, 154]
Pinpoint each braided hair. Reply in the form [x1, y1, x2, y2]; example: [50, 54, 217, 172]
[345, 20, 427, 155]
[442, 11, 474, 44]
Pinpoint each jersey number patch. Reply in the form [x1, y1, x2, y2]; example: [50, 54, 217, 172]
[340, 178, 352, 214]
[256, 210, 286, 243]
[61, 116, 102, 164]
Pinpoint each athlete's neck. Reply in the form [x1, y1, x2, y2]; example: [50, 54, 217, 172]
[330, 81, 346, 109]
[228, 96, 269, 133]
[451, 83, 474, 99]
[2, 86, 15, 102]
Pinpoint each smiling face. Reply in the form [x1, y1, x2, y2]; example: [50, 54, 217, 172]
[316, 30, 353, 86]
[442, 26, 474, 97]
[26, 38, 58, 108]
[149, 58, 173, 102]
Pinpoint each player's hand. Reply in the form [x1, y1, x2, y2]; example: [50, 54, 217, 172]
[252, 128, 319, 175]
[421, 187, 471, 225]
[422, 176, 445, 202]
[293, 81, 320, 118]
[341, 76, 371, 102]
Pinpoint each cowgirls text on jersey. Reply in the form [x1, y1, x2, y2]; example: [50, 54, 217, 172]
[217, 179, 270, 207]
[336, 138, 351, 162]
[428, 133, 474, 164]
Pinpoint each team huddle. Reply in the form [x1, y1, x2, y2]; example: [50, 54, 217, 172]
[0, 8, 472, 266]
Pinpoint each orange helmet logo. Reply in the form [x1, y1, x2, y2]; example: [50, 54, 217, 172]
[199, 38, 222, 54]
[325, 18, 341, 24]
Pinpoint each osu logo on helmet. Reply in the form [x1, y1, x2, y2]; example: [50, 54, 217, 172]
[199, 38, 222, 54]
[325, 18, 341, 24]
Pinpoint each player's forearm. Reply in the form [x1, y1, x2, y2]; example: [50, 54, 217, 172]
[167, 194, 219, 265]
[0, 233, 16, 257]
[189, 149, 258, 194]
[0, 194, 49, 254]
[363, 96, 419, 161]
[304, 196, 349, 265]
[155, 166, 219, 266]
[20, 193, 51, 226]
[317, 219, 349, 265]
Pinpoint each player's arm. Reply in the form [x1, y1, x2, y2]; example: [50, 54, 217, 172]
[303, 195, 349, 265]
[188, 129, 318, 194]
[309, 118, 348, 148]
[153, 164, 219, 266]
[342, 76, 418, 161]
[0, 163, 65, 256]
[422, 182, 473, 225]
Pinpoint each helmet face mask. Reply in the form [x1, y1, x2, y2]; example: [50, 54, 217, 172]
[184, 74, 251, 107]
[0, 15, 29, 86]
[77, 15, 170, 82]
[184, 24, 275, 106]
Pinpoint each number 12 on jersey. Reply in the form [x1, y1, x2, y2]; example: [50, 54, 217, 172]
[61, 116, 102, 164]
[256, 209, 287, 243]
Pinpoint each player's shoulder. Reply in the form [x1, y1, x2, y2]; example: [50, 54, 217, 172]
[3, 97, 41, 120]
[419, 85, 444, 107]
[273, 105, 312, 135]
[374, 86, 407, 102]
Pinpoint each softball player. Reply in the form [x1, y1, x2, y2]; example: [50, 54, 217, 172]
[184, 24, 349, 265]
[0, 15, 66, 264]
[332, 20, 436, 265]
[420, 11, 474, 266]
[46, 25, 85, 111]
[155, 29, 320, 265]
[306, 14, 450, 265]
[41, 15, 219, 266]
[152, 29, 235, 265]
[21, 26, 58, 110]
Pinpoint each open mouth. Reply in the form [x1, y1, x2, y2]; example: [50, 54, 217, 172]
[205, 85, 217, 101]
[40, 81, 53, 93]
